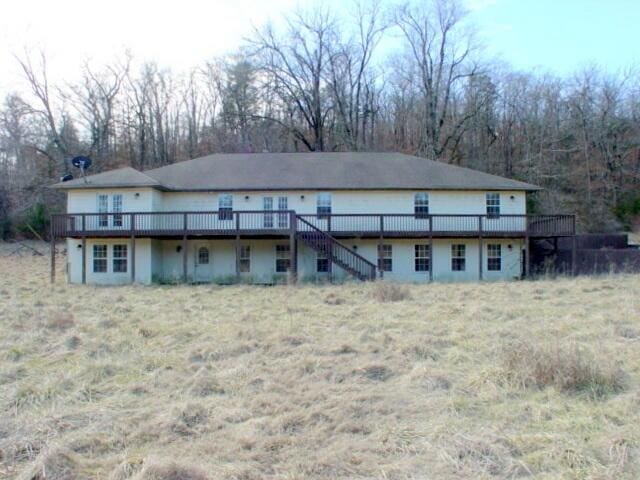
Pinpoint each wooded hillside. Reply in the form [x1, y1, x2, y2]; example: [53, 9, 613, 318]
[1, 0, 639, 237]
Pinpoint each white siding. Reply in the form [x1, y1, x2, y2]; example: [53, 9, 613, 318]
[153, 190, 526, 215]
[67, 188, 156, 213]
[67, 237, 153, 285]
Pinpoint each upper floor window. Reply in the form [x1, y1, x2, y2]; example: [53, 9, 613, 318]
[487, 244, 502, 271]
[317, 193, 332, 218]
[451, 244, 466, 271]
[378, 244, 392, 272]
[275, 244, 291, 273]
[415, 244, 430, 272]
[219, 194, 233, 221]
[414, 193, 429, 218]
[486, 193, 500, 218]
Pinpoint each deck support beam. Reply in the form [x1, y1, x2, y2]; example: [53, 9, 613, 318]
[378, 214, 384, 279]
[81, 214, 86, 284]
[130, 213, 136, 284]
[289, 211, 297, 283]
[81, 238, 86, 284]
[523, 236, 529, 278]
[182, 235, 188, 283]
[131, 236, 136, 284]
[429, 217, 433, 282]
[182, 212, 188, 283]
[478, 216, 483, 281]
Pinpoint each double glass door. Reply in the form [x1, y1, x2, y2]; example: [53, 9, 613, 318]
[263, 196, 288, 229]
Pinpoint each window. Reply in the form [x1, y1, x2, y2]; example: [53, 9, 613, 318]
[112, 194, 123, 227]
[263, 197, 273, 228]
[93, 244, 107, 273]
[275, 244, 291, 273]
[451, 244, 466, 271]
[316, 251, 330, 273]
[113, 244, 128, 273]
[277, 196, 288, 228]
[415, 244, 430, 272]
[486, 193, 500, 218]
[378, 244, 392, 272]
[219, 194, 233, 221]
[317, 193, 332, 218]
[197, 247, 209, 265]
[239, 245, 250, 273]
[97, 194, 109, 227]
[487, 244, 502, 271]
[414, 193, 429, 218]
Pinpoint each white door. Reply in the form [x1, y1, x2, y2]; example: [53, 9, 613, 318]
[194, 244, 213, 282]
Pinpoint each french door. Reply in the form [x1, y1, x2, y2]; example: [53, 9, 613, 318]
[263, 196, 288, 229]
[277, 196, 288, 228]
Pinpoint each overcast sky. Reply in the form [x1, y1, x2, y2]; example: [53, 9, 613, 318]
[1, 0, 638, 97]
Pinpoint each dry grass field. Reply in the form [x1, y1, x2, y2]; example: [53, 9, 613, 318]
[1, 245, 640, 479]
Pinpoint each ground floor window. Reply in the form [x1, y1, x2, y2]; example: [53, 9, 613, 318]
[239, 245, 251, 272]
[275, 244, 291, 273]
[415, 244, 430, 272]
[378, 244, 392, 272]
[487, 244, 502, 271]
[451, 244, 466, 271]
[113, 244, 128, 273]
[317, 251, 329, 273]
[197, 246, 210, 265]
[93, 244, 107, 273]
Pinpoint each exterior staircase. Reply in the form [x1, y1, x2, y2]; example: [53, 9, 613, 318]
[295, 216, 377, 281]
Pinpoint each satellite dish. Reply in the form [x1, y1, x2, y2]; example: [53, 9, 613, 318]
[60, 173, 74, 182]
[71, 156, 92, 170]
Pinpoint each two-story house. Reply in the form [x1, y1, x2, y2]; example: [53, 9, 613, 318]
[50, 152, 575, 284]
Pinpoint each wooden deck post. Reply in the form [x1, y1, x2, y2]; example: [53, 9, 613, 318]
[289, 211, 297, 283]
[478, 215, 483, 281]
[235, 212, 241, 279]
[81, 214, 86, 285]
[429, 216, 433, 282]
[130, 213, 136, 284]
[182, 213, 188, 283]
[378, 214, 384, 279]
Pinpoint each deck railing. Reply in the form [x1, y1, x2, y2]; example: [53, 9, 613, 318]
[51, 212, 575, 238]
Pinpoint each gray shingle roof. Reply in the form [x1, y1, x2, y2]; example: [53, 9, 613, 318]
[52, 167, 161, 189]
[52, 152, 540, 191]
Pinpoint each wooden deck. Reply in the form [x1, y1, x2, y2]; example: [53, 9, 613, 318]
[51, 211, 576, 239]
[49, 211, 577, 283]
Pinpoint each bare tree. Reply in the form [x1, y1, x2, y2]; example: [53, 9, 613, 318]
[247, 7, 336, 151]
[393, 0, 481, 159]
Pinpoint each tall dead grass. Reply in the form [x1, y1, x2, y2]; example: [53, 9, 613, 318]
[502, 340, 626, 397]
[0, 246, 639, 479]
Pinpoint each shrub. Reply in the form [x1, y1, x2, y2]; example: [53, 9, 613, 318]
[372, 282, 411, 303]
[614, 192, 640, 231]
[17, 203, 50, 239]
[502, 340, 625, 397]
